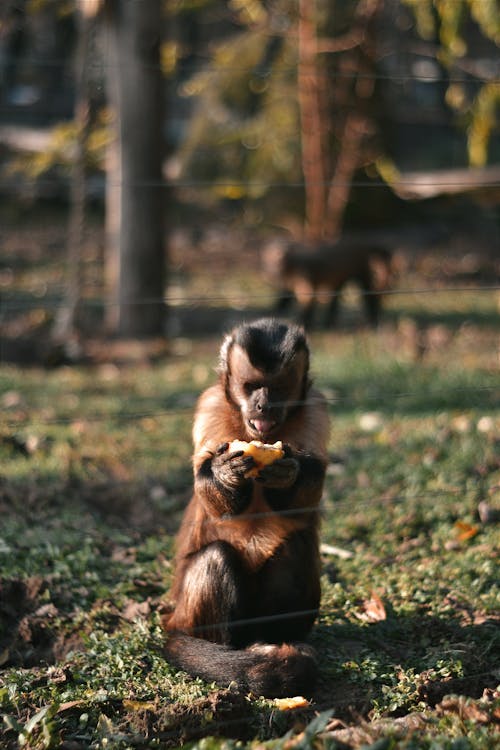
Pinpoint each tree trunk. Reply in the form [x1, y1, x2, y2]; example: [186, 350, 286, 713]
[104, 0, 166, 339]
[323, 113, 367, 239]
[297, 0, 326, 241]
[51, 9, 91, 346]
[102, 3, 121, 334]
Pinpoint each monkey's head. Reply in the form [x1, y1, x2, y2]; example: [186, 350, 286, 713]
[219, 318, 311, 440]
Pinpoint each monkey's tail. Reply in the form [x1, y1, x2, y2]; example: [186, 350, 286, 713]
[164, 632, 317, 698]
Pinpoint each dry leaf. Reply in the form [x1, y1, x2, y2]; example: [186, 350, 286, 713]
[122, 699, 157, 712]
[437, 696, 490, 724]
[57, 700, 85, 713]
[356, 592, 387, 623]
[478, 501, 500, 524]
[359, 412, 383, 432]
[454, 520, 479, 542]
[121, 599, 152, 621]
[320, 543, 354, 560]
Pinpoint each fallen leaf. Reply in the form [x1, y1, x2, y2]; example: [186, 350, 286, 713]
[478, 500, 500, 524]
[356, 592, 387, 623]
[2, 390, 21, 408]
[320, 542, 354, 560]
[122, 699, 157, 712]
[452, 415, 471, 433]
[359, 412, 383, 432]
[454, 520, 479, 542]
[437, 696, 490, 724]
[57, 700, 85, 713]
[325, 717, 346, 732]
[121, 598, 152, 621]
[477, 416, 494, 433]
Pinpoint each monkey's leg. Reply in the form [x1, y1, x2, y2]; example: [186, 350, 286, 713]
[325, 288, 342, 328]
[293, 280, 316, 329]
[299, 301, 316, 329]
[168, 541, 253, 647]
[256, 530, 321, 643]
[274, 288, 294, 314]
[359, 274, 380, 327]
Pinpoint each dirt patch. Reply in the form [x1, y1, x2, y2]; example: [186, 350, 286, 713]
[77, 479, 188, 535]
[124, 689, 256, 745]
[0, 576, 83, 667]
[418, 672, 500, 708]
[326, 690, 500, 748]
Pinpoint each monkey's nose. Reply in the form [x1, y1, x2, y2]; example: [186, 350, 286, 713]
[255, 387, 269, 413]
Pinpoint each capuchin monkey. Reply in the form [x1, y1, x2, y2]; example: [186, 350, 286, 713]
[163, 318, 330, 697]
[262, 238, 395, 329]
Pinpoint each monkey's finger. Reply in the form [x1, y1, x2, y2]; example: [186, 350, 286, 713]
[215, 442, 230, 455]
[229, 454, 255, 473]
[256, 458, 299, 486]
[275, 457, 300, 472]
[225, 449, 245, 460]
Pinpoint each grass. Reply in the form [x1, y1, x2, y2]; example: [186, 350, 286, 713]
[1, 227, 500, 748]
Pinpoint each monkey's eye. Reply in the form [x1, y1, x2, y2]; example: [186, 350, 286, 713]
[243, 381, 266, 396]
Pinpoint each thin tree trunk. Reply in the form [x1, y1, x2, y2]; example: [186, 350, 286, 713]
[297, 0, 326, 241]
[323, 113, 367, 239]
[75, 0, 166, 341]
[323, 0, 380, 239]
[114, 0, 165, 338]
[103, 2, 121, 334]
[52, 10, 91, 344]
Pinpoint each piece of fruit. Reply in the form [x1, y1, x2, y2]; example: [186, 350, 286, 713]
[228, 439, 284, 477]
[274, 696, 310, 711]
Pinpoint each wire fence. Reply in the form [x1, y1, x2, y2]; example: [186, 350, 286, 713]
[2, 317, 498, 730]
[1, 284, 500, 311]
[1, 174, 500, 188]
[1, 12, 499, 741]
[0, 49, 498, 83]
[2, 382, 499, 427]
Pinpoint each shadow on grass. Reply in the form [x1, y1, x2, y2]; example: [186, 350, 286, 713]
[2, 283, 500, 367]
[312, 610, 500, 721]
[1, 573, 498, 745]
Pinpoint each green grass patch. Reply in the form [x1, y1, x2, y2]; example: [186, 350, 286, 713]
[1, 273, 500, 748]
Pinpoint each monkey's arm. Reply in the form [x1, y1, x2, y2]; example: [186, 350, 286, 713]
[194, 444, 256, 516]
[191, 386, 257, 516]
[257, 447, 326, 513]
[256, 390, 329, 510]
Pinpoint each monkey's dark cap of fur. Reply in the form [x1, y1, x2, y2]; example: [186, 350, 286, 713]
[224, 318, 308, 373]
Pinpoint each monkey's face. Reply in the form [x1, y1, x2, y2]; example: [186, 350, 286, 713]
[226, 344, 307, 439]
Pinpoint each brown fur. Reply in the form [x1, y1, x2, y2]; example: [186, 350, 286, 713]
[262, 237, 395, 328]
[163, 319, 330, 697]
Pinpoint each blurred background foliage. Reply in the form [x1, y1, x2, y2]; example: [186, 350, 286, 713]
[0, 0, 499, 344]
[1, 0, 499, 203]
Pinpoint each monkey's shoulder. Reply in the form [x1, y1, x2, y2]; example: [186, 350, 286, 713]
[281, 387, 330, 454]
[192, 383, 241, 457]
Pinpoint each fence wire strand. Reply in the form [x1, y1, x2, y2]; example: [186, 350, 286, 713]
[1, 284, 500, 314]
[2, 382, 499, 428]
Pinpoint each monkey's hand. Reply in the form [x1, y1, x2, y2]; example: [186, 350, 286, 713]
[256, 455, 299, 489]
[211, 443, 256, 491]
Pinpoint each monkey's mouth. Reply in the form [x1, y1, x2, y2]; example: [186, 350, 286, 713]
[248, 418, 276, 437]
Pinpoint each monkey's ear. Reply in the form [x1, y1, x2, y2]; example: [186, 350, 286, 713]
[217, 332, 234, 390]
